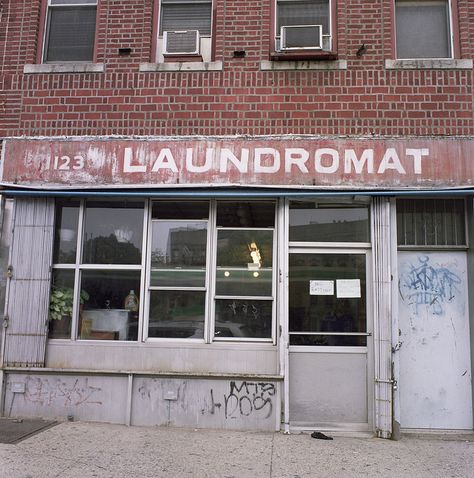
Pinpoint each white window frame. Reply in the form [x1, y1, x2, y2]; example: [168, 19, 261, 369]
[144, 199, 278, 344]
[42, 0, 98, 64]
[275, 0, 332, 52]
[394, 0, 454, 60]
[50, 199, 148, 342]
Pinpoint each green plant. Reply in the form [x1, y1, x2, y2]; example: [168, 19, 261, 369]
[49, 287, 89, 321]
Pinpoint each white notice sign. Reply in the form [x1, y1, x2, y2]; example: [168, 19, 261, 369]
[309, 280, 334, 296]
[336, 279, 361, 298]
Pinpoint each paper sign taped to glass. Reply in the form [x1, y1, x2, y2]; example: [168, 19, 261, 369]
[309, 280, 334, 296]
[336, 279, 361, 298]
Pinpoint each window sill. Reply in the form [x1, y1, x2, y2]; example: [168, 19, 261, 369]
[139, 61, 223, 72]
[385, 59, 473, 70]
[260, 59, 347, 71]
[24, 63, 105, 74]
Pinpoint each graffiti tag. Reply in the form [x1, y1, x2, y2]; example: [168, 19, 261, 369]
[22, 376, 102, 407]
[399, 255, 462, 316]
[204, 381, 275, 420]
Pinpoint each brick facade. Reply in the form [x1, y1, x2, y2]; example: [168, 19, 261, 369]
[0, 0, 473, 140]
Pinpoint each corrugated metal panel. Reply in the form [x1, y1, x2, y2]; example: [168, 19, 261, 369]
[3, 198, 54, 367]
[371, 197, 393, 438]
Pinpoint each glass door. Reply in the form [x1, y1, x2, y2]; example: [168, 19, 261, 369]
[288, 249, 372, 430]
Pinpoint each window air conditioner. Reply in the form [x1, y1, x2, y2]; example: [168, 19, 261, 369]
[163, 30, 200, 55]
[280, 25, 323, 50]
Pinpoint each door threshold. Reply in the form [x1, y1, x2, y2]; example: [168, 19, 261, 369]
[289, 422, 373, 438]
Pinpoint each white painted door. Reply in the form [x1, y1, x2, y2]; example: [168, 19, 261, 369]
[398, 251, 473, 429]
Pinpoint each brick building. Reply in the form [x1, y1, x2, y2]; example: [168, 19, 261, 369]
[0, 0, 473, 437]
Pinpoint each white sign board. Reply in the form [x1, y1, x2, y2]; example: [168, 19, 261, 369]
[309, 280, 334, 296]
[336, 279, 361, 298]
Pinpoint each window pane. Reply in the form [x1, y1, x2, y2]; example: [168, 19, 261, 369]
[45, 6, 97, 62]
[152, 201, 209, 220]
[289, 201, 370, 242]
[49, 269, 75, 339]
[83, 201, 144, 264]
[278, 0, 329, 33]
[160, 2, 212, 36]
[396, 1, 451, 59]
[215, 299, 272, 339]
[217, 201, 275, 227]
[53, 199, 79, 264]
[216, 230, 273, 296]
[79, 270, 141, 341]
[148, 290, 205, 338]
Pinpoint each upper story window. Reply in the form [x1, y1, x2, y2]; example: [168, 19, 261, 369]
[276, 0, 331, 52]
[43, 0, 98, 63]
[395, 0, 453, 59]
[158, 0, 213, 62]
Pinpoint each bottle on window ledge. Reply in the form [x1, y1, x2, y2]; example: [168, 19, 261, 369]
[124, 290, 139, 312]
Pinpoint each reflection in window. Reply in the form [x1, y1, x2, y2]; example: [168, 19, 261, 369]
[216, 229, 273, 297]
[148, 290, 205, 339]
[148, 201, 209, 339]
[150, 220, 207, 288]
[49, 200, 145, 341]
[289, 200, 370, 243]
[83, 201, 143, 264]
[53, 199, 79, 264]
[215, 300, 272, 338]
[214, 201, 275, 340]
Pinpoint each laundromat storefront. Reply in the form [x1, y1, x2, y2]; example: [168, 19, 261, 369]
[1, 136, 473, 437]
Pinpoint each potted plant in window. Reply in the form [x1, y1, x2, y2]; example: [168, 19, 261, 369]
[49, 287, 89, 338]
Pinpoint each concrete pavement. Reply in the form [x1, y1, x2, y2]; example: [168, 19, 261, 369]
[0, 421, 473, 478]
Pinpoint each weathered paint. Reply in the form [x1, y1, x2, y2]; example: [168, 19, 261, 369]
[398, 251, 473, 429]
[2, 137, 474, 190]
[3, 198, 54, 367]
[3, 373, 279, 431]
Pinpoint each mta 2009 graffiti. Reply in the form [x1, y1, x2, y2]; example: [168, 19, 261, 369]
[21, 376, 102, 407]
[399, 255, 462, 316]
[205, 381, 275, 420]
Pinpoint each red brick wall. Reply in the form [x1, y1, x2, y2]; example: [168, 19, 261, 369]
[1, 0, 473, 139]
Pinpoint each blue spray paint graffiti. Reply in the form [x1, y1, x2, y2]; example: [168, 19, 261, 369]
[399, 255, 461, 316]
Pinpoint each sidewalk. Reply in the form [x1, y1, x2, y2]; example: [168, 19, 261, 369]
[0, 421, 473, 478]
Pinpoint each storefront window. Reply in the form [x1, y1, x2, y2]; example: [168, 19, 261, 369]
[214, 202, 275, 340]
[49, 199, 145, 341]
[49, 199, 276, 343]
[148, 201, 209, 339]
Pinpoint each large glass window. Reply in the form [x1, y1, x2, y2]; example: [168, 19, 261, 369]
[395, 0, 452, 59]
[49, 199, 145, 341]
[148, 201, 209, 339]
[49, 199, 277, 343]
[214, 202, 275, 340]
[43, 0, 98, 63]
[276, 0, 331, 51]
